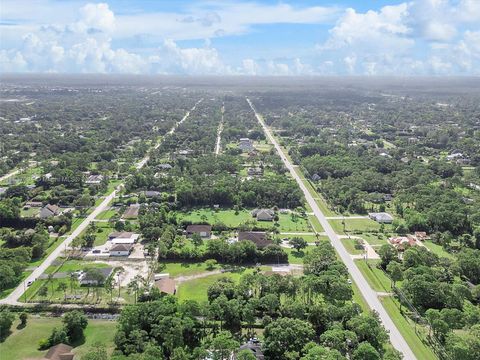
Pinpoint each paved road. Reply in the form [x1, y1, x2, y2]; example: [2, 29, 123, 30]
[247, 98, 416, 360]
[214, 104, 224, 156]
[0, 100, 202, 306]
[136, 99, 203, 169]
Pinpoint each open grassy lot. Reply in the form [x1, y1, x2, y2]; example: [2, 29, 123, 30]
[44, 259, 110, 275]
[329, 218, 387, 234]
[0, 317, 116, 360]
[359, 233, 391, 247]
[176, 267, 270, 303]
[423, 241, 455, 260]
[178, 209, 312, 232]
[77, 221, 116, 247]
[341, 238, 365, 255]
[355, 260, 392, 292]
[284, 246, 316, 264]
[381, 297, 437, 360]
[95, 208, 118, 220]
[161, 261, 212, 277]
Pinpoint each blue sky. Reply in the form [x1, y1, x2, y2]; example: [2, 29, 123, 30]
[0, 0, 479, 75]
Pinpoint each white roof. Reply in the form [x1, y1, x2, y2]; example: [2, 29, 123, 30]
[112, 236, 138, 244]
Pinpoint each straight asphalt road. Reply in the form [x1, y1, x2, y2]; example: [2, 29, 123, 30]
[0, 99, 202, 305]
[246, 97, 417, 360]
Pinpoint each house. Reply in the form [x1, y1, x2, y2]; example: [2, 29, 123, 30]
[389, 236, 416, 251]
[40, 204, 60, 219]
[186, 224, 212, 238]
[368, 212, 394, 224]
[79, 267, 113, 285]
[157, 163, 172, 170]
[239, 137, 254, 151]
[144, 190, 161, 198]
[122, 204, 140, 219]
[85, 174, 104, 185]
[383, 194, 394, 202]
[414, 231, 429, 241]
[238, 341, 264, 360]
[109, 243, 133, 256]
[311, 173, 321, 181]
[251, 208, 274, 221]
[238, 231, 273, 248]
[108, 231, 136, 240]
[34, 343, 74, 360]
[25, 201, 43, 207]
[247, 167, 263, 176]
[111, 234, 139, 245]
[155, 278, 176, 295]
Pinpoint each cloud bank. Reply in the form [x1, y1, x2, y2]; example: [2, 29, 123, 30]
[0, 1, 479, 75]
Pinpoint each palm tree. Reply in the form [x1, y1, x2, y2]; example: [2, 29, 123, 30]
[105, 276, 114, 304]
[47, 273, 54, 299]
[114, 267, 124, 299]
[57, 282, 68, 301]
[127, 276, 141, 304]
[69, 272, 78, 296]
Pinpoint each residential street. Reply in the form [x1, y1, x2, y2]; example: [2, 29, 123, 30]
[247, 97, 417, 360]
[0, 101, 201, 306]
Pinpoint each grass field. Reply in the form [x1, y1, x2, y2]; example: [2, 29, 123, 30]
[355, 260, 392, 292]
[0, 317, 116, 360]
[381, 297, 437, 360]
[359, 233, 391, 246]
[423, 241, 455, 260]
[329, 218, 386, 234]
[284, 245, 316, 264]
[95, 208, 118, 220]
[176, 267, 270, 303]
[341, 238, 365, 255]
[161, 261, 211, 277]
[178, 209, 312, 232]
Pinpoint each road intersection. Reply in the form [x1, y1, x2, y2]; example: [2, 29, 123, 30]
[0, 100, 202, 306]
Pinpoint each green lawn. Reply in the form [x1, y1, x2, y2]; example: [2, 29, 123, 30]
[0, 317, 116, 360]
[381, 297, 437, 360]
[161, 261, 211, 277]
[423, 241, 455, 260]
[307, 215, 324, 233]
[355, 260, 392, 292]
[176, 267, 270, 303]
[359, 233, 391, 247]
[96, 208, 118, 220]
[77, 222, 115, 247]
[178, 209, 312, 232]
[284, 246, 316, 264]
[341, 238, 365, 255]
[329, 218, 386, 235]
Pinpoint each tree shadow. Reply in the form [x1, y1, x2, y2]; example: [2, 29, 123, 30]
[0, 330, 12, 343]
[16, 322, 27, 330]
[290, 250, 305, 260]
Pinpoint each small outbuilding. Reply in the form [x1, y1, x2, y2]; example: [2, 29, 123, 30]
[155, 278, 176, 295]
[368, 212, 394, 224]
